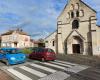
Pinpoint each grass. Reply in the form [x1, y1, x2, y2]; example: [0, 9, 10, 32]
[56, 54, 100, 67]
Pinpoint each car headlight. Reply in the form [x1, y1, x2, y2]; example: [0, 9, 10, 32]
[10, 57, 16, 60]
[22, 55, 26, 59]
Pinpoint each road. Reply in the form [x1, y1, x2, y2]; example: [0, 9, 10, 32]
[0, 60, 89, 80]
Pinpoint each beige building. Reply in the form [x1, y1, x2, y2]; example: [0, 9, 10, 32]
[45, 0, 100, 55]
[1, 29, 32, 48]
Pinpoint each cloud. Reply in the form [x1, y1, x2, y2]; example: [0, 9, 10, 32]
[0, 0, 99, 39]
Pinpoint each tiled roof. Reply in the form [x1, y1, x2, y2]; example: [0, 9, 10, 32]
[1, 30, 28, 36]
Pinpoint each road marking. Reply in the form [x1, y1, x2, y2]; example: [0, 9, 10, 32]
[30, 63, 57, 73]
[7, 68, 32, 80]
[20, 66, 47, 77]
[39, 71, 70, 80]
[56, 60, 76, 66]
[66, 65, 88, 73]
[42, 62, 66, 70]
[50, 61, 73, 68]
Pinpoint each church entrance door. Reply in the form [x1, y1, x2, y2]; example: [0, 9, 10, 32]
[72, 44, 80, 53]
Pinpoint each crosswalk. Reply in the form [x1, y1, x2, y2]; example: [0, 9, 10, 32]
[2, 60, 89, 80]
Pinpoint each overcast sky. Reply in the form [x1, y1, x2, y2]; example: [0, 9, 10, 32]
[0, 0, 100, 39]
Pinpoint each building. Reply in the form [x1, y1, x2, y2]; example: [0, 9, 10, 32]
[45, 31, 57, 52]
[45, 0, 100, 55]
[1, 29, 32, 48]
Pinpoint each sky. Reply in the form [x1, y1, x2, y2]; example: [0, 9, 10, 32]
[0, 0, 100, 40]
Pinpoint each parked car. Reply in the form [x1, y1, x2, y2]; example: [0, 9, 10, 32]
[29, 47, 56, 61]
[0, 48, 26, 65]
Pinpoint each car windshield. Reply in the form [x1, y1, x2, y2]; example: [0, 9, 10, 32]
[6, 49, 18, 54]
[32, 48, 44, 53]
[37, 48, 44, 53]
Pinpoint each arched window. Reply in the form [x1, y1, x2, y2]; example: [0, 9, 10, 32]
[75, 3, 79, 9]
[72, 20, 79, 29]
[76, 11, 79, 17]
[70, 4, 74, 10]
[71, 11, 74, 18]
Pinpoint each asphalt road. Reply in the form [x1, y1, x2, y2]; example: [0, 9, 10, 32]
[0, 59, 100, 80]
[0, 59, 89, 80]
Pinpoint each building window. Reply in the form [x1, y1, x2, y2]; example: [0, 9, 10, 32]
[76, 11, 79, 17]
[75, 3, 79, 9]
[70, 4, 74, 10]
[71, 11, 74, 18]
[80, 10, 84, 17]
[2, 43, 6, 47]
[7, 43, 10, 47]
[72, 20, 79, 29]
[45, 41, 48, 43]
[12, 35, 17, 40]
[52, 41, 55, 46]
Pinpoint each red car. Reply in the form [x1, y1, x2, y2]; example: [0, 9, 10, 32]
[29, 47, 56, 61]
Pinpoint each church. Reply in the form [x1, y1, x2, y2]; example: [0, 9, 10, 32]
[45, 0, 100, 55]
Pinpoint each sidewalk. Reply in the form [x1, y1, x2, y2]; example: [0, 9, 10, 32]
[0, 69, 14, 80]
[56, 54, 100, 80]
[66, 67, 100, 80]
[56, 54, 100, 67]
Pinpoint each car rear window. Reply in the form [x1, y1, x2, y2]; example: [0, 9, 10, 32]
[47, 49, 54, 53]
[32, 48, 44, 53]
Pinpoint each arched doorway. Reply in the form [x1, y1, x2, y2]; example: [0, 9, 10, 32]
[72, 36, 83, 54]
[65, 36, 84, 54]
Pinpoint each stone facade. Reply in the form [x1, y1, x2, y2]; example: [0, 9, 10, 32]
[45, 0, 100, 55]
[1, 29, 32, 48]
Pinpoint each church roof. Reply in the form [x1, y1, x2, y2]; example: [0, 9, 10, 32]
[81, 0, 96, 13]
[45, 30, 57, 40]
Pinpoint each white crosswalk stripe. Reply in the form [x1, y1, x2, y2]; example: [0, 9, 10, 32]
[50, 61, 73, 68]
[42, 62, 66, 70]
[55, 60, 76, 66]
[7, 68, 32, 80]
[66, 65, 89, 73]
[30, 63, 57, 73]
[20, 66, 47, 77]
[5, 61, 88, 80]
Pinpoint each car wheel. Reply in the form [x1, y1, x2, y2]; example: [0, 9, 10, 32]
[6, 61, 9, 66]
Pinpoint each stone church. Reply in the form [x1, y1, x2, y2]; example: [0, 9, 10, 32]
[45, 0, 100, 55]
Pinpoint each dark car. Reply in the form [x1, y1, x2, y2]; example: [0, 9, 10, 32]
[29, 47, 56, 61]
